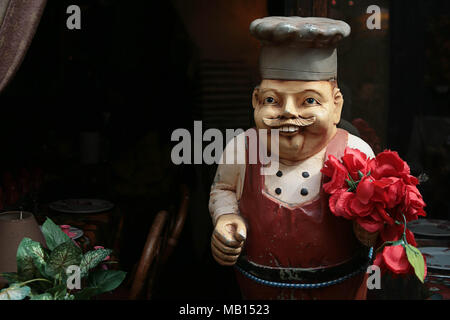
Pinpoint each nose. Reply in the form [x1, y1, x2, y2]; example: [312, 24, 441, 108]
[282, 95, 297, 118]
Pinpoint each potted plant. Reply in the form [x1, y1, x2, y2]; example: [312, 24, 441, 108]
[0, 218, 126, 300]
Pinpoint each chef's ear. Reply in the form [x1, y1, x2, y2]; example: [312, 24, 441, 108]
[332, 86, 344, 125]
[252, 86, 260, 110]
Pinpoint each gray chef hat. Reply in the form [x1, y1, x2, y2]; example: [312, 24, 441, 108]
[250, 16, 351, 81]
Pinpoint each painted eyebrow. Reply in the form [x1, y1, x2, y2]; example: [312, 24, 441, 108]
[259, 88, 325, 99]
[258, 88, 279, 95]
[300, 90, 325, 99]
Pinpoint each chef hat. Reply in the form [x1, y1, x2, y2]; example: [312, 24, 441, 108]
[250, 16, 351, 81]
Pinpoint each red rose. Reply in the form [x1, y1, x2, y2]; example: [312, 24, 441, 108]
[322, 155, 349, 194]
[372, 177, 405, 209]
[403, 174, 419, 186]
[380, 224, 417, 247]
[401, 185, 426, 221]
[329, 190, 355, 219]
[370, 150, 411, 181]
[356, 207, 386, 233]
[322, 147, 427, 281]
[354, 175, 375, 205]
[348, 176, 378, 217]
[374, 245, 411, 274]
[374, 243, 427, 279]
[341, 148, 370, 181]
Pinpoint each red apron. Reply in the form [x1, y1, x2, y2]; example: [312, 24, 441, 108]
[235, 129, 368, 300]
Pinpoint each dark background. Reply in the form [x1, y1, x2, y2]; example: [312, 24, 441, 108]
[0, 0, 448, 299]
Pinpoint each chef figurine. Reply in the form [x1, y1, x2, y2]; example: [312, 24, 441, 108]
[209, 17, 379, 300]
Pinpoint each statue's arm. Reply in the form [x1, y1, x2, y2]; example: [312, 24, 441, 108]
[209, 134, 247, 265]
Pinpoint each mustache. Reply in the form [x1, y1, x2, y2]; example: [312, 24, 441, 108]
[262, 116, 316, 128]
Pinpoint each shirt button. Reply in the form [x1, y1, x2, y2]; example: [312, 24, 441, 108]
[302, 171, 310, 178]
[276, 170, 283, 177]
[275, 188, 282, 195]
[300, 188, 308, 196]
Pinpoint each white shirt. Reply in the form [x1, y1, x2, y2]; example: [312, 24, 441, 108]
[209, 130, 375, 225]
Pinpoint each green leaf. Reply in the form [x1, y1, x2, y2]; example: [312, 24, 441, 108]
[88, 270, 126, 295]
[80, 249, 112, 277]
[47, 284, 67, 297]
[45, 241, 82, 279]
[405, 244, 426, 283]
[348, 173, 355, 183]
[16, 238, 48, 277]
[346, 179, 357, 192]
[30, 293, 53, 300]
[52, 287, 68, 300]
[358, 170, 364, 179]
[41, 218, 71, 250]
[16, 241, 39, 281]
[0, 284, 31, 300]
[74, 287, 100, 300]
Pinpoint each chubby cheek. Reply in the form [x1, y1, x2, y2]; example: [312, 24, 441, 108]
[305, 109, 332, 134]
[254, 106, 280, 128]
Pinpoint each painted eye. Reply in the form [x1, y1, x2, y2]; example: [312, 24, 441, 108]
[304, 98, 318, 105]
[264, 97, 276, 104]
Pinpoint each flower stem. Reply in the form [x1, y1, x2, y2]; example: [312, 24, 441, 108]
[402, 214, 408, 244]
[19, 278, 52, 286]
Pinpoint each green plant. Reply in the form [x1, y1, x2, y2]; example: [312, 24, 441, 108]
[0, 218, 126, 300]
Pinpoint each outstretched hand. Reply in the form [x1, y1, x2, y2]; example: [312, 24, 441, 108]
[211, 214, 247, 266]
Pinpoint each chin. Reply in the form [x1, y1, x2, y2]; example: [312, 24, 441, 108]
[278, 133, 307, 160]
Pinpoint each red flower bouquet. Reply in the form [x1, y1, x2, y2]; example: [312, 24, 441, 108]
[321, 148, 427, 282]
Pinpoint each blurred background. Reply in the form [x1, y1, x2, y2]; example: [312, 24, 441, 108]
[0, 0, 448, 299]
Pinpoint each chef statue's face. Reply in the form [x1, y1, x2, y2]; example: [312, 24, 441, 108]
[252, 79, 344, 162]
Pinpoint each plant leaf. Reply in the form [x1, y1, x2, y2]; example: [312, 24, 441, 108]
[45, 241, 82, 279]
[80, 249, 112, 277]
[52, 287, 68, 300]
[358, 170, 364, 179]
[41, 218, 71, 250]
[87, 270, 126, 295]
[16, 238, 48, 277]
[405, 244, 426, 283]
[46, 284, 67, 297]
[30, 293, 53, 300]
[0, 284, 31, 300]
[64, 294, 75, 300]
[16, 239, 40, 281]
[74, 287, 101, 300]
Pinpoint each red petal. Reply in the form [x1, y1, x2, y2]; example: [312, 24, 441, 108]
[349, 198, 373, 217]
[382, 245, 410, 274]
[356, 216, 384, 233]
[356, 176, 374, 205]
[334, 192, 355, 219]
